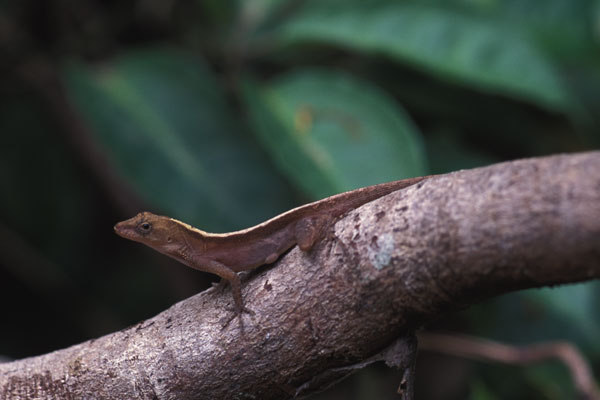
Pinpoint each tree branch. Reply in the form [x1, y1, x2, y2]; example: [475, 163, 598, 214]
[2, 152, 599, 399]
[418, 333, 600, 400]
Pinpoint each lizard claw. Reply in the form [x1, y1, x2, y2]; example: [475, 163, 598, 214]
[222, 305, 255, 318]
[220, 306, 255, 333]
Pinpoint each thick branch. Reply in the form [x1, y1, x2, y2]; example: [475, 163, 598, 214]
[1, 152, 599, 399]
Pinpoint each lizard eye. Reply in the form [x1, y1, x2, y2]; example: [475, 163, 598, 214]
[138, 222, 152, 234]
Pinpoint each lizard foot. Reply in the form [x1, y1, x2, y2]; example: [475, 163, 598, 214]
[220, 306, 255, 333]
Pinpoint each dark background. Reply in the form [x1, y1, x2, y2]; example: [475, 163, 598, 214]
[1, 0, 599, 398]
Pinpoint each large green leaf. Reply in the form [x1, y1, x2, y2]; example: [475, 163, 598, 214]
[526, 283, 600, 351]
[271, 0, 571, 111]
[243, 68, 426, 199]
[451, 0, 598, 63]
[63, 47, 294, 231]
[469, 283, 600, 355]
[466, 283, 600, 399]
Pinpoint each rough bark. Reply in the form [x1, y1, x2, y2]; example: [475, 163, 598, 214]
[1, 151, 599, 400]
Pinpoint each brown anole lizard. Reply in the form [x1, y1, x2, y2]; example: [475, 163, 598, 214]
[114, 176, 428, 318]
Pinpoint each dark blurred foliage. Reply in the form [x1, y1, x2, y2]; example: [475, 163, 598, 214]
[0, 0, 598, 398]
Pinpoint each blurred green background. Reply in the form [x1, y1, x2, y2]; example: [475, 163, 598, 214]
[1, 0, 599, 398]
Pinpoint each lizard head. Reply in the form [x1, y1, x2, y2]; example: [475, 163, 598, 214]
[114, 211, 178, 248]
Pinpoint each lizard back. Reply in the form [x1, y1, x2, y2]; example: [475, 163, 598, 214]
[191, 175, 429, 244]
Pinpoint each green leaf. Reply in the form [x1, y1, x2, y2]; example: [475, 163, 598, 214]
[526, 283, 600, 352]
[470, 379, 501, 400]
[243, 68, 426, 199]
[272, 1, 570, 111]
[468, 282, 600, 356]
[454, 0, 598, 63]
[63, 47, 294, 231]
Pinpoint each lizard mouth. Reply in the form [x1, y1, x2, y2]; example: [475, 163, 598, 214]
[114, 221, 134, 239]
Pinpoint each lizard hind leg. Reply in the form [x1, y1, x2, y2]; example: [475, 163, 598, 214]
[294, 214, 333, 252]
[265, 252, 279, 264]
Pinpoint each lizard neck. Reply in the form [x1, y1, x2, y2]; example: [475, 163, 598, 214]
[153, 222, 204, 265]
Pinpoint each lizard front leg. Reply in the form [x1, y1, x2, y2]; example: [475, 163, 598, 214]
[186, 255, 253, 317]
